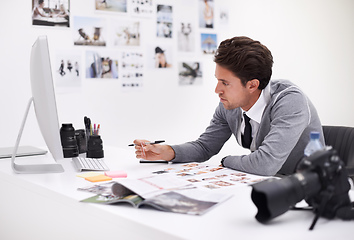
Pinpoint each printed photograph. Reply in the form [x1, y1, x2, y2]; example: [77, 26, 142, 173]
[85, 51, 118, 79]
[178, 62, 202, 85]
[148, 44, 173, 69]
[201, 33, 217, 54]
[95, 0, 127, 13]
[54, 51, 81, 92]
[32, 0, 70, 27]
[111, 20, 140, 47]
[177, 21, 195, 52]
[219, 6, 229, 26]
[130, 0, 155, 17]
[73, 16, 107, 46]
[199, 0, 214, 29]
[121, 51, 144, 91]
[156, 4, 173, 38]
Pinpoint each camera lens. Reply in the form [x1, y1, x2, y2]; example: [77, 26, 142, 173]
[87, 135, 104, 158]
[60, 123, 79, 158]
[251, 171, 321, 223]
[75, 129, 87, 154]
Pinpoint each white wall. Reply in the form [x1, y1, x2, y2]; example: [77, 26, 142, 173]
[1, 0, 353, 162]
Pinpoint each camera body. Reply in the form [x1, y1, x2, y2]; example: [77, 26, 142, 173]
[251, 147, 352, 226]
[297, 147, 351, 219]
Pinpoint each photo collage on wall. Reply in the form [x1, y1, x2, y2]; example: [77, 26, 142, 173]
[31, 0, 229, 91]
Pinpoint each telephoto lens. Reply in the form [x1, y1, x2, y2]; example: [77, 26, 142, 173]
[60, 123, 79, 158]
[87, 135, 104, 158]
[251, 171, 321, 223]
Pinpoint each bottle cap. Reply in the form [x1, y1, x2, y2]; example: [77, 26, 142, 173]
[310, 131, 320, 139]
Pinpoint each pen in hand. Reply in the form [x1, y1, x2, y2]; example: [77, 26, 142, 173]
[128, 140, 165, 147]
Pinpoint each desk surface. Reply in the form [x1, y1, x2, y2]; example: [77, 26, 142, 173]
[0, 146, 353, 240]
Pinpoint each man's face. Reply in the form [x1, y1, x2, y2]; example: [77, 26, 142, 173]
[214, 64, 253, 111]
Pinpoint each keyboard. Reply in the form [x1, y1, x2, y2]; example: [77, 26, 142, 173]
[72, 156, 109, 171]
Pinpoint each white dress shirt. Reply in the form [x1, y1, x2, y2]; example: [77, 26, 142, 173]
[238, 83, 271, 149]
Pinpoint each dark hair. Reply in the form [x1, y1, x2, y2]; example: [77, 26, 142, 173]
[214, 36, 273, 89]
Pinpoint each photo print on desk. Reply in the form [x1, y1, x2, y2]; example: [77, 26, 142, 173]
[156, 4, 173, 38]
[201, 33, 217, 54]
[85, 50, 119, 79]
[130, 0, 155, 17]
[95, 0, 127, 13]
[32, 0, 70, 27]
[120, 51, 144, 91]
[178, 62, 202, 86]
[54, 50, 81, 93]
[111, 19, 140, 47]
[152, 163, 268, 190]
[73, 16, 107, 47]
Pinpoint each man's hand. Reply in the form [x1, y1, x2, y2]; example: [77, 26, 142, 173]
[133, 139, 175, 161]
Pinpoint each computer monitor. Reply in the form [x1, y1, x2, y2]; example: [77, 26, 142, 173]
[11, 36, 64, 173]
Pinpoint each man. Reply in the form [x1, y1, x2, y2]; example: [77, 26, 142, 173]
[134, 36, 324, 176]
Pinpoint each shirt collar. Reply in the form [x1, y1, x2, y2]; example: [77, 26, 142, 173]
[243, 83, 271, 124]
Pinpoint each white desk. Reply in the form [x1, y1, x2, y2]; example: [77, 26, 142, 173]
[0, 146, 353, 240]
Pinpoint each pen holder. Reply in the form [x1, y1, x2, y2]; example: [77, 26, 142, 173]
[86, 135, 104, 158]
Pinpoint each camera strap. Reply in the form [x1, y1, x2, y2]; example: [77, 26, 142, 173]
[309, 185, 335, 230]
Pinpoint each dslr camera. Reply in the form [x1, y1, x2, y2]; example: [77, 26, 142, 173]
[251, 147, 354, 230]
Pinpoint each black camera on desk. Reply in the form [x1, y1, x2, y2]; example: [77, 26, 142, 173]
[60, 123, 104, 158]
[251, 147, 354, 230]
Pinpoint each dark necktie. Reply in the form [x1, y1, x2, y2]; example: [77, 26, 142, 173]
[242, 113, 252, 149]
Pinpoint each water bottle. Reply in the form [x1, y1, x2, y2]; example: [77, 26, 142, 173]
[304, 131, 323, 157]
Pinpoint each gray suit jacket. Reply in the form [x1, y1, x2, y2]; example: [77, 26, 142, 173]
[171, 79, 324, 176]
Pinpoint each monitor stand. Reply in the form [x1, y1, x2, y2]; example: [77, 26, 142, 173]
[11, 97, 64, 174]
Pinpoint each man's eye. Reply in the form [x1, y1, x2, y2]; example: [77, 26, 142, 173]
[223, 82, 229, 86]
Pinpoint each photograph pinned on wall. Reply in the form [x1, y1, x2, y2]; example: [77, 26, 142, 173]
[95, 0, 127, 13]
[85, 51, 119, 79]
[130, 0, 155, 17]
[199, 0, 214, 29]
[54, 51, 81, 93]
[156, 4, 173, 38]
[120, 51, 144, 91]
[32, 0, 70, 27]
[111, 20, 140, 47]
[201, 33, 217, 54]
[218, 5, 229, 26]
[73, 16, 107, 46]
[178, 62, 202, 86]
[177, 21, 195, 52]
[147, 44, 173, 69]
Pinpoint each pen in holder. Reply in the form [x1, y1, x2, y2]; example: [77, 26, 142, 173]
[86, 134, 104, 158]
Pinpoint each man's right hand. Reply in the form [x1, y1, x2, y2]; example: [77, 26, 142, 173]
[133, 139, 175, 161]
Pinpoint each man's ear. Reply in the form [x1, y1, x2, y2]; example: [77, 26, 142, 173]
[247, 79, 260, 92]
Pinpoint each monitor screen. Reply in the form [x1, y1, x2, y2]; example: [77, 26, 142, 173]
[11, 36, 64, 173]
